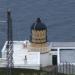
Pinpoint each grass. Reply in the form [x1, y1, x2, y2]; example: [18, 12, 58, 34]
[0, 68, 75, 75]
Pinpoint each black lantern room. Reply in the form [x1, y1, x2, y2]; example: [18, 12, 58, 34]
[30, 18, 47, 44]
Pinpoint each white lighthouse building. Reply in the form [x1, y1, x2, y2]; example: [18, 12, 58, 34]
[0, 18, 75, 75]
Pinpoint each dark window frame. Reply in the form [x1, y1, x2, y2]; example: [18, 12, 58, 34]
[51, 49, 57, 51]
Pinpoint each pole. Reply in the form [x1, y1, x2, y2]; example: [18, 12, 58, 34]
[6, 9, 14, 75]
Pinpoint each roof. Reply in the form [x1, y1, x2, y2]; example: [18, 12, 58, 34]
[31, 18, 47, 30]
[50, 42, 75, 47]
[1, 41, 40, 70]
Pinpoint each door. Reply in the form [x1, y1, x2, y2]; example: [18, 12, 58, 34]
[52, 55, 57, 65]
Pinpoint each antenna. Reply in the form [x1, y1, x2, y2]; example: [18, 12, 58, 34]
[6, 9, 14, 75]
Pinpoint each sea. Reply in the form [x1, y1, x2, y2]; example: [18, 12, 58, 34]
[0, 0, 75, 50]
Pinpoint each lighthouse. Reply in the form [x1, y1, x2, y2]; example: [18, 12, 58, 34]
[29, 18, 49, 53]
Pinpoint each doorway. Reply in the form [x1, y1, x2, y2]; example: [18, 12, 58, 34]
[52, 55, 57, 65]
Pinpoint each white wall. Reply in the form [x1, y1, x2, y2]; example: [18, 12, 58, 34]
[40, 52, 52, 67]
[1, 51, 6, 58]
[40, 51, 58, 67]
[1, 41, 7, 58]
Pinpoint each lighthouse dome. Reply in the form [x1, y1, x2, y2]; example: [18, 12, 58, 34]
[30, 18, 47, 44]
[31, 18, 47, 30]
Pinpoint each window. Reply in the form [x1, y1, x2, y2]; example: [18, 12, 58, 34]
[51, 49, 57, 51]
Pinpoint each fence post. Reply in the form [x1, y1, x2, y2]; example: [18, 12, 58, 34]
[59, 64, 61, 74]
[69, 63, 70, 75]
[72, 64, 73, 75]
[66, 62, 67, 74]
[63, 63, 64, 74]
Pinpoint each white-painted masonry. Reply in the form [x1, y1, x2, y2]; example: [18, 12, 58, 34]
[1, 41, 75, 70]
